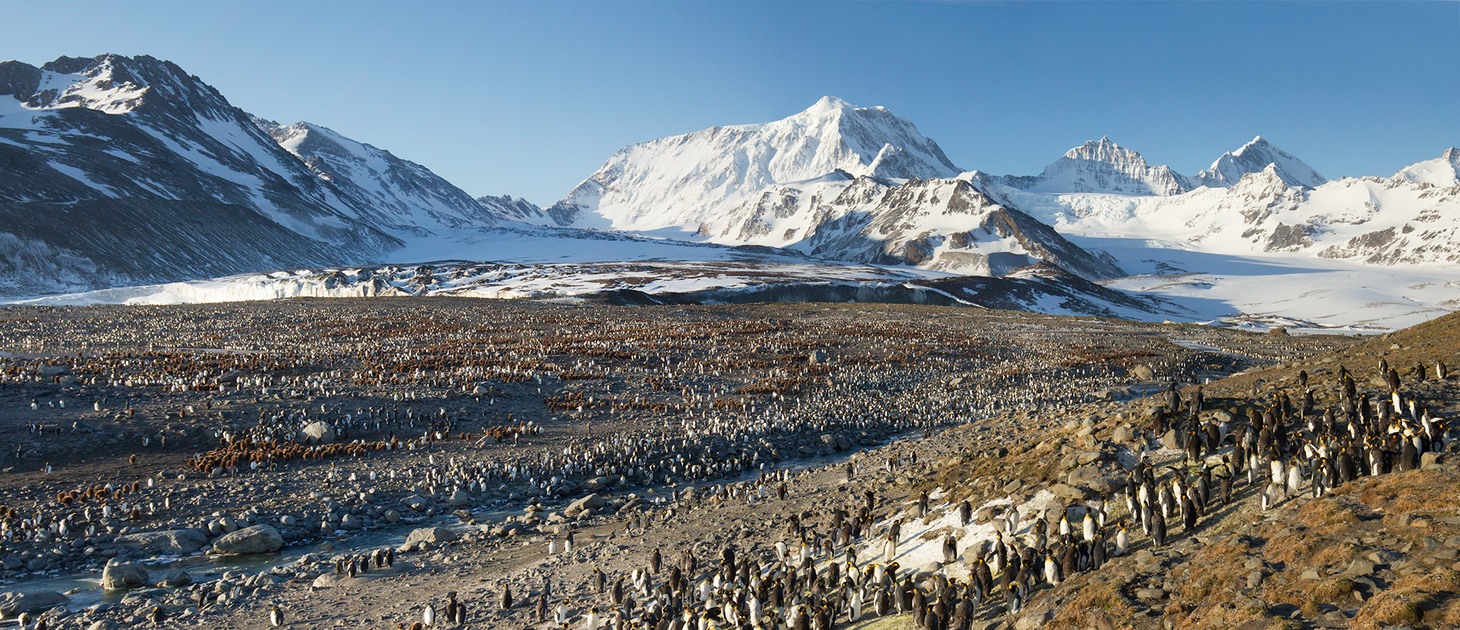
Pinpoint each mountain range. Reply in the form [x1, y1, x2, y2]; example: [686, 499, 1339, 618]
[1, 54, 1456, 329]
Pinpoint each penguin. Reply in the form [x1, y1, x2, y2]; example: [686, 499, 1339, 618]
[448, 592, 466, 624]
[1043, 551, 1060, 586]
[423, 603, 436, 627]
[270, 604, 284, 627]
[150, 606, 167, 626]
[501, 583, 513, 610]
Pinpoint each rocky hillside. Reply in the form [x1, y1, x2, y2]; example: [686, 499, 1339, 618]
[888, 312, 1460, 629]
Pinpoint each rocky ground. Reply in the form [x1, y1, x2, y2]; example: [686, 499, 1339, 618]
[0, 298, 1419, 629]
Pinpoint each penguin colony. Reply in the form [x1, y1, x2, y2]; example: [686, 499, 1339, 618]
[0, 301, 1368, 627]
[384, 359, 1452, 629]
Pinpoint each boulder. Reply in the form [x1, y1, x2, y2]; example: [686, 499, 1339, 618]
[400, 495, 432, 512]
[1160, 429, 1181, 450]
[580, 476, 618, 493]
[448, 489, 472, 506]
[211, 524, 284, 555]
[115, 529, 208, 556]
[152, 568, 191, 587]
[1066, 465, 1104, 487]
[405, 527, 458, 546]
[101, 561, 149, 590]
[1131, 364, 1156, 380]
[1421, 452, 1445, 470]
[1111, 425, 1135, 443]
[0, 590, 68, 615]
[1049, 483, 1091, 502]
[301, 421, 335, 444]
[564, 492, 608, 517]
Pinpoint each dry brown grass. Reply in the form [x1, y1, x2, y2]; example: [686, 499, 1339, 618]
[1263, 526, 1317, 567]
[1159, 537, 1272, 628]
[1047, 578, 1140, 629]
[1352, 568, 1460, 629]
[1295, 496, 1361, 531]
[1356, 468, 1460, 514]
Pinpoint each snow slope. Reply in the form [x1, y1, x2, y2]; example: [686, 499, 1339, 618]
[1393, 147, 1460, 188]
[253, 118, 506, 236]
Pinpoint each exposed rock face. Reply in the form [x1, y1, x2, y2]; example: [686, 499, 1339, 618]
[789, 178, 1125, 280]
[253, 118, 512, 234]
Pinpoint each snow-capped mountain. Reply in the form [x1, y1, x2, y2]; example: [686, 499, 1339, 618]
[0, 54, 410, 295]
[990, 157, 1460, 266]
[547, 96, 961, 230]
[716, 175, 1124, 279]
[1197, 136, 1325, 189]
[2, 56, 1455, 331]
[545, 97, 1122, 280]
[475, 194, 545, 222]
[1393, 147, 1460, 188]
[252, 118, 510, 235]
[998, 137, 1194, 196]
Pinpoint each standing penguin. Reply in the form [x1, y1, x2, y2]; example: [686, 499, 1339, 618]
[447, 592, 466, 625]
[500, 583, 513, 610]
[270, 604, 284, 627]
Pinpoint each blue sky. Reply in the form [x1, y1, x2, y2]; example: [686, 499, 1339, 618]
[7, 1, 1457, 205]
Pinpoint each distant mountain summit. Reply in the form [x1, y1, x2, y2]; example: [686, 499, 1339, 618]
[1198, 136, 1325, 189]
[547, 96, 961, 229]
[1001, 137, 1194, 196]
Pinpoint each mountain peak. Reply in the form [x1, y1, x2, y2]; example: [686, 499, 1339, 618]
[803, 95, 855, 116]
[550, 96, 960, 229]
[1009, 138, 1190, 196]
[1063, 137, 1147, 164]
[1393, 147, 1460, 187]
[1199, 136, 1324, 189]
